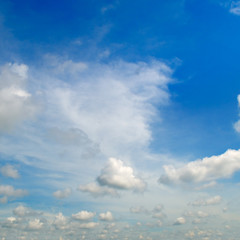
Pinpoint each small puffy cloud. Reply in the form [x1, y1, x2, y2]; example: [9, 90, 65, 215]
[78, 182, 119, 197]
[99, 211, 114, 221]
[72, 211, 95, 220]
[159, 149, 240, 185]
[197, 211, 209, 218]
[53, 212, 68, 230]
[230, 1, 240, 15]
[53, 188, 72, 199]
[0, 63, 36, 132]
[173, 217, 186, 225]
[191, 195, 222, 206]
[130, 206, 149, 214]
[97, 158, 146, 191]
[78, 222, 99, 229]
[27, 219, 43, 230]
[0, 165, 19, 179]
[13, 205, 39, 217]
[0, 185, 28, 197]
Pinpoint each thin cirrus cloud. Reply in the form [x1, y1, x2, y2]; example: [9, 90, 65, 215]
[159, 148, 240, 185]
[229, 1, 240, 15]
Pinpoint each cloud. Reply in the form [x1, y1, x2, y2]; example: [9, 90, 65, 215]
[173, 217, 186, 225]
[78, 182, 119, 197]
[0, 185, 28, 198]
[130, 206, 149, 214]
[0, 165, 19, 179]
[99, 211, 114, 221]
[0, 63, 36, 132]
[159, 149, 240, 185]
[191, 195, 222, 206]
[13, 205, 39, 217]
[78, 222, 99, 229]
[234, 95, 240, 131]
[53, 213, 68, 230]
[230, 1, 240, 15]
[97, 158, 146, 191]
[0, 196, 8, 204]
[72, 211, 95, 220]
[195, 181, 217, 191]
[53, 188, 72, 199]
[48, 59, 173, 159]
[27, 219, 43, 230]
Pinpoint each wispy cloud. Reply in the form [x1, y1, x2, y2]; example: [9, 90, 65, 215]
[230, 1, 240, 15]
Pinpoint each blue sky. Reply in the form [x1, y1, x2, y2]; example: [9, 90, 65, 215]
[1, 0, 240, 239]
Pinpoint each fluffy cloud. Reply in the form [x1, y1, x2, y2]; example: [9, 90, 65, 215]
[27, 219, 43, 230]
[173, 217, 186, 225]
[159, 149, 240, 185]
[0, 63, 36, 132]
[13, 205, 39, 217]
[99, 211, 114, 221]
[53, 213, 68, 230]
[53, 188, 72, 199]
[0, 185, 28, 198]
[191, 195, 222, 206]
[78, 222, 99, 229]
[97, 158, 146, 191]
[0, 165, 19, 179]
[72, 211, 95, 220]
[230, 1, 240, 15]
[78, 182, 119, 197]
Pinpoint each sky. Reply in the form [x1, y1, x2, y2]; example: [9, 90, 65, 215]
[1, 0, 240, 239]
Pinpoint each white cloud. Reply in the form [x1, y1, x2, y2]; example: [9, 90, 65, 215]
[0, 165, 19, 179]
[173, 217, 186, 225]
[53, 212, 68, 230]
[195, 181, 217, 190]
[159, 149, 240, 185]
[78, 182, 119, 197]
[53, 188, 72, 199]
[72, 211, 95, 220]
[0, 63, 36, 132]
[27, 219, 43, 230]
[13, 205, 39, 217]
[234, 95, 240, 132]
[230, 1, 240, 15]
[97, 158, 146, 191]
[99, 211, 114, 221]
[130, 206, 149, 214]
[191, 195, 222, 206]
[78, 222, 99, 229]
[0, 185, 28, 197]
[48, 59, 172, 159]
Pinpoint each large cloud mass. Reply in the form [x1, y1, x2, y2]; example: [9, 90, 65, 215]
[159, 149, 240, 185]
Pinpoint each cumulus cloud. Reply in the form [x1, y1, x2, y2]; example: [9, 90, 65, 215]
[72, 211, 95, 220]
[0, 63, 36, 132]
[13, 205, 40, 217]
[159, 149, 240, 185]
[97, 158, 146, 191]
[230, 1, 240, 15]
[0, 165, 19, 179]
[99, 211, 114, 221]
[173, 217, 186, 225]
[0, 185, 28, 198]
[195, 181, 217, 191]
[78, 182, 119, 197]
[53, 188, 72, 199]
[53, 213, 68, 230]
[78, 222, 99, 229]
[27, 219, 43, 230]
[191, 195, 222, 206]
